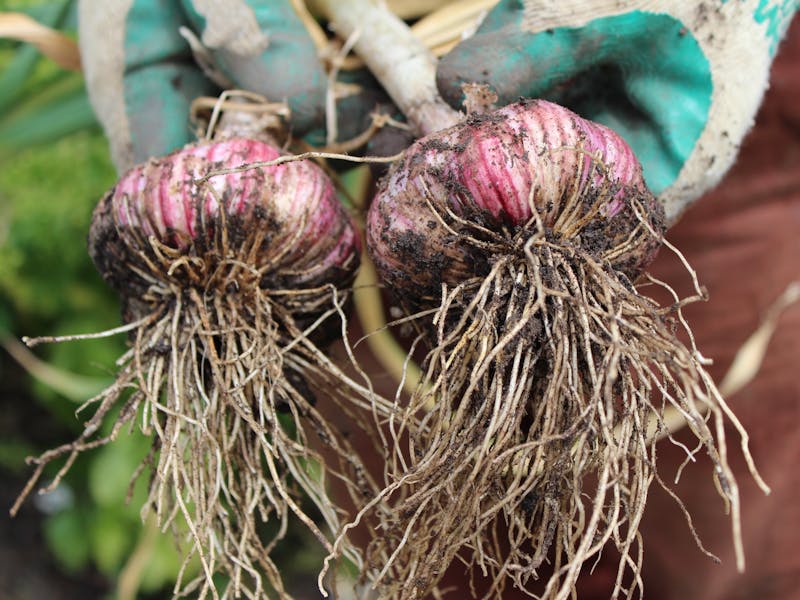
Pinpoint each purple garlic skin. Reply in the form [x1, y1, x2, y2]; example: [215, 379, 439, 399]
[89, 138, 360, 317]
[367, 99, 665, 306]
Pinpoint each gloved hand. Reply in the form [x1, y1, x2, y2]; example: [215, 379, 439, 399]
[78, 0, 381, 174]
[437, 0, 799, 221]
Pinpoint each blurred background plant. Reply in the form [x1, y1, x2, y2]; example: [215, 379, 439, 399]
[0, 1, 328, 598]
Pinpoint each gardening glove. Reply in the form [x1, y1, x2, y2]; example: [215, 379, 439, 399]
[437, 0, 799, 222]
[78, 0, 381, 174]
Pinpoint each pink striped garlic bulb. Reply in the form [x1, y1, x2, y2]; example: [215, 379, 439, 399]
[368, 99, 664, 307]
[91, 137, 360, 318]
[20, 136, 375, 598]
[355, 101, 742, 600]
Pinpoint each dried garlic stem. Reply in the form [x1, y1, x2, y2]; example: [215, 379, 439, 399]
[316, 0, 461, 136]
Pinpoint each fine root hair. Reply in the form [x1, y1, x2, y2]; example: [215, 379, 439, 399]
[13, 212, 394, 599]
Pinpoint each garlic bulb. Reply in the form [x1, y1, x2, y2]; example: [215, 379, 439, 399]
[91, 137, 360, 311]
[368, 100, 664, 308]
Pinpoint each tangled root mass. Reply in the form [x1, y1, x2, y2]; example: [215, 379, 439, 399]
[14, 140, 390, 599]
[356, 101, 761, 599]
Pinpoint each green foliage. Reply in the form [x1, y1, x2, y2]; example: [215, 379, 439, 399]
[0, 130, 117, 330]
[0, 129, 121, 430]
[41, 425, 194, 592]
[0, 124, 162, 590]
[0, 437, 36, 473]
[43, 506, 92, 573]
[0, 1, 96, 149]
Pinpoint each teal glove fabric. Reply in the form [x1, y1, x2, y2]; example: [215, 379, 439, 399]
[176, 1, 326, 135]
[79, 0, 381, 173]
[437, 0, 799, 219]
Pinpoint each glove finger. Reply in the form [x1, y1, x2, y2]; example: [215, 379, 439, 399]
[182, 0, 327, 136]
[123, 1, 219, 162]
[436, 0, 545, 108]
[80, 0, 216, 172]
[437, 27, 568, 110]
[620, 67, 710, 195]
[124, 64, 215, 167]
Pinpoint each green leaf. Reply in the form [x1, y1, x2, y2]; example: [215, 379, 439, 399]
[0, 80, 97, 149]
[2, 333, 111, 404]
[0, 437, 36, 473]
[0, 45, 41, 114]
[88, 429, 150, 507]
[43, 507, 91, 573]
[0, 304, 11, 334]
[0, 0, 73, 92]
[0, 1, 75, 111]
[89, 508, 135, 575]
[0, 128, 116, 327]
[5, 1, 72, 25]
